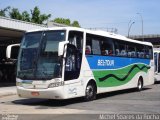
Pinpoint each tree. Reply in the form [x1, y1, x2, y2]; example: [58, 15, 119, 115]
[1, 6, 81, 26]
[65, 19, 71, 25]
[0, 6, 10, 17]
[1, 6, 51, 24]
[53, 18, 80, 27]
[71, 21, 80, 27]
[9, 8, 30, 22]
[31, 6, 51, 24]
[22, 11, 30, 22]
[9, 8, 22, 20]
[53, 18, 70, 25]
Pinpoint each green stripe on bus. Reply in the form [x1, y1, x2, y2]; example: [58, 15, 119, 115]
[93, 64, 149, 87]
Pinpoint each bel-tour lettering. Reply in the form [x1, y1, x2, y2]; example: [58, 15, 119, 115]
[97, 59, 114, 66]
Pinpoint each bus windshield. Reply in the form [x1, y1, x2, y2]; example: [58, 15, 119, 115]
[17, 30, 66, 80]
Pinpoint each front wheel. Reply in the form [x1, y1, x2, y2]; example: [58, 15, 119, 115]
[84, 83, 96, 101]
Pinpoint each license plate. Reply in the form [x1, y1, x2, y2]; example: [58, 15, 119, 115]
[31, 92, 39, 96]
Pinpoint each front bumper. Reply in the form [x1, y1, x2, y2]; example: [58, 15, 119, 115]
[17, 86, 65, 99]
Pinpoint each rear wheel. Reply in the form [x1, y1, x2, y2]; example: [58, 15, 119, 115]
[84, 82, 96, 101]
[137, 77, 143, 91]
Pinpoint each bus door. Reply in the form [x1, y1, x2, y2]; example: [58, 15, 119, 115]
[64, 31, 83, 98]
[64, 31, 83, 97]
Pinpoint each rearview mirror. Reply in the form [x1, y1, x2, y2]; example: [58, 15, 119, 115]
[58, 41, 69, 56]
[6, 44, 20, 60]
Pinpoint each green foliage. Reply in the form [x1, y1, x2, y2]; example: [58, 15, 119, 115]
[0, 6, 51, 24]
[9, 8, 22, 20]
[0, 6, 80, 26]
[31, 6, 51, 24]
[31, 6, 40, 23]
[22, 11, 30, 22]
[53, 18, 70, 25]
[72, 21, 80, 27]
[53, 18, 80, 27]
[0, 6, 10, 17]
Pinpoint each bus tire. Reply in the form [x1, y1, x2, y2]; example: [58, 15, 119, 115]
[137, 77, 143, 91]
[84, 81, 97, 101]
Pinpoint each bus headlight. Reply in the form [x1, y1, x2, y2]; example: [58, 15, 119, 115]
[48, 81, 64, 88]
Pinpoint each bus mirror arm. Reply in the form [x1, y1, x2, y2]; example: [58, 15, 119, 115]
[58, 41, 69, 57]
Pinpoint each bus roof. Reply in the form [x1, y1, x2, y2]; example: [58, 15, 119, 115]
[26, 27, 153, 46]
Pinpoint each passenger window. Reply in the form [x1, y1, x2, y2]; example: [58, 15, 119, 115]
[92, 39, 101, 55]
[86, 34, 101, 55]
[101, 38, 114, 56]
[86, 35, 92, 55]
[145, 46, 153, 59]
[115, 40, 127, 57]
[86, 45, 91, 55]
[136, 45, 145, 58]
[127, 43, 136, 58]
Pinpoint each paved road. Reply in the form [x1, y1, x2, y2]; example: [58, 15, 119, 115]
[0, 82, 160, 120]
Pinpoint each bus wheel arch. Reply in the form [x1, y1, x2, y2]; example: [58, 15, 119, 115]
[137, 76, 143, 91]
[84, 79, 97, 101]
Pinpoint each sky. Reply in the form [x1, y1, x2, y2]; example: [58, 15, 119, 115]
[0, 0, 160, 36]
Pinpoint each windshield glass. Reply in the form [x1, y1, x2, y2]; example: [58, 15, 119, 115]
[17, 30, 66, 80]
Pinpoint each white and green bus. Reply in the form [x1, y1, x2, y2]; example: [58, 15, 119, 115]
[16, 27, 154, 101]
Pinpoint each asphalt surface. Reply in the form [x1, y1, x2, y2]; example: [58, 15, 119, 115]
[0, 82, 160, 120]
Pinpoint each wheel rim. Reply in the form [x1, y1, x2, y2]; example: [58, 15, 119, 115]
[138, 80, 142, 90]
[86, 85, 94, 99]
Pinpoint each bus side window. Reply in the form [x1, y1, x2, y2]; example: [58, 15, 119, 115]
[86, 45, 91, 55]
[146, 46, 153, 59]
[116, 49, 120, 56]
[120, 50, 127, 56]
[92, 39, 101, 55]
[114, 40, 127, 57]
[86, 35, 92, 55]
[101, 47, 107, 55]
[127, 43, 136, 58]
[136, 45, 145, 58]
[101, 38, 114, 56]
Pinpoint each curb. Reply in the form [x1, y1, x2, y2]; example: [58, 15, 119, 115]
[0, 86, 17, 98]
[0, 93, 17, 98]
